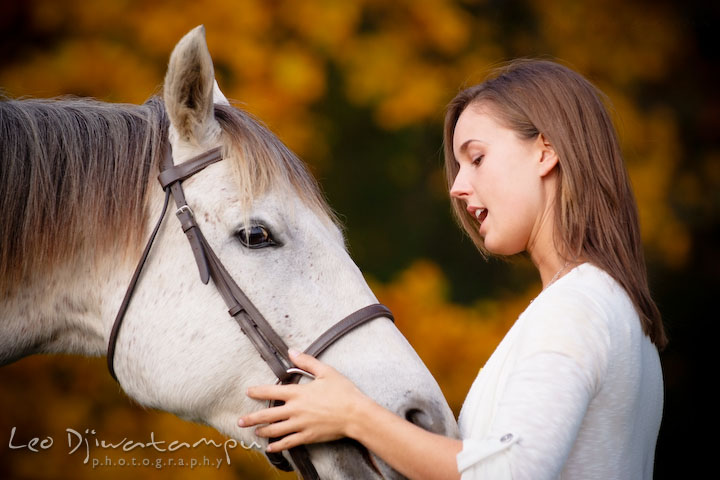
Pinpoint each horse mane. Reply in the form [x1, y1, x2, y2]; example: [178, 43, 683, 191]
[0, 95, 338, 298]
[0, 95, 167, 297]
[213, 103, 340, 231]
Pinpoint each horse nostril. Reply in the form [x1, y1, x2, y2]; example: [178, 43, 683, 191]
[404, 404, 445, 435]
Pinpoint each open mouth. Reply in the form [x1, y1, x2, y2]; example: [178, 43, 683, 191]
[347, 439, 386, 478]
[474, 208, 487, 223]
[316, 437, 400, 479]
[363, 445, 384, 477]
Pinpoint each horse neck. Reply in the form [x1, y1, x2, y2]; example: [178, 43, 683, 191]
[0, 96, 168, 366]
[0, 171, 164, 368]
[0, 235, 146, 366]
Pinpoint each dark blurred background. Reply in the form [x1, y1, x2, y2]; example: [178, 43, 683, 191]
[1, 0, 716, 478]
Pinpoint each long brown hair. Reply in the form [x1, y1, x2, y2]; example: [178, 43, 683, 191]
[443, 59, 667, 349]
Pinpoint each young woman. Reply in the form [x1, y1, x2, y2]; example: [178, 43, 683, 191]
[238, 59, 666, 479]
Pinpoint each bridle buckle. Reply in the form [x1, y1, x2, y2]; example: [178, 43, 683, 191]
[276, 367, 316, 385]
[176, 204, 194, 217]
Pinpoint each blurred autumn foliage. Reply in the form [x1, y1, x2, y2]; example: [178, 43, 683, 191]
[1, 0, 718, 479]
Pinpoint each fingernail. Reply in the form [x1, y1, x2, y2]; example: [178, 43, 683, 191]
[288, 348, 300, 357]
[266, 444, 274, 453]
[237, 418, 245, 427]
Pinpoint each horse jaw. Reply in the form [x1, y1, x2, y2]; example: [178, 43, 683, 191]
[0, 234, 146, 366]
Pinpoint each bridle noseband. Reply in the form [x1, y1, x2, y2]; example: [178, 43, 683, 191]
[106, 143, 393, 479]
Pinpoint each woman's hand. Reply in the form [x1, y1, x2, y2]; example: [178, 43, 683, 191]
[237, 349, 372, 452]
[239, 349, 462, 480]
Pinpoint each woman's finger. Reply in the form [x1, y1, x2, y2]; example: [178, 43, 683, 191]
[238, 404, 289, 428]
[267, 431, 310, 453]
[254, 418, 302, 439]
[246, 383, 296, 401]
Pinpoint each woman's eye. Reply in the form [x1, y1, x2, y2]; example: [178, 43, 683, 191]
[471, 155, 484, 166]
[236, 225, 280, 249]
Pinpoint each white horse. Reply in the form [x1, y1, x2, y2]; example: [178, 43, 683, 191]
[0, 26, 458, 478]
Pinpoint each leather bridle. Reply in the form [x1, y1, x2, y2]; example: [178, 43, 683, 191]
[107, 142, 394, 479]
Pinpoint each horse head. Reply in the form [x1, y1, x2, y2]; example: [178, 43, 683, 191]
[0, 25, 459, 479]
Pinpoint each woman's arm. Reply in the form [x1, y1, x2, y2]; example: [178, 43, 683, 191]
[238, 350, 462, 480]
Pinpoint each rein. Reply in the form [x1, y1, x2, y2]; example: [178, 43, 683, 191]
[107, 143, 394, 479]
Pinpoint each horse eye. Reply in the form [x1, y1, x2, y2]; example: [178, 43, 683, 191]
[236, 225, 279, 249]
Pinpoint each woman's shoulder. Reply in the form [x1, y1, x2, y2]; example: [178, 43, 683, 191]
[516, 263, 636, 368]
[532, 263, 635, 324]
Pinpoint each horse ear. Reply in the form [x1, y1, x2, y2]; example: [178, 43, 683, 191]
[213, 80, 230, 106]
[164, 25, 217, 144]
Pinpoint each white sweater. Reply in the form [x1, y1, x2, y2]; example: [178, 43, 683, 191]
[456, 263, 663, 479]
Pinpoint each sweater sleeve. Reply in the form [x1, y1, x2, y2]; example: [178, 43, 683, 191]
[457, 290, 610, 479]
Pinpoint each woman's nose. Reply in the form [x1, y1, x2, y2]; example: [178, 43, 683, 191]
[450, 169, 472, 198]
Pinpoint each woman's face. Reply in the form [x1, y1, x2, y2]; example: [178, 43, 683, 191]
[450, 105, 550, 256]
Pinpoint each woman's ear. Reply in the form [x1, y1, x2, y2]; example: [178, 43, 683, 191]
[537, 133, 559, 177]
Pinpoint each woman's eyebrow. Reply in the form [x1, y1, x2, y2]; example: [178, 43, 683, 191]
[458, 138, 486, 154]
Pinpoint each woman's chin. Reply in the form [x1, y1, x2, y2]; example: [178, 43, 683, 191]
[481, 234, 501, 254]
[483, 237, 523, 257]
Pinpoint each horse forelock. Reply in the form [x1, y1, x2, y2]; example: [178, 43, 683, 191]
[0, 95, 168, 297]
[213, 103, 341, 232]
